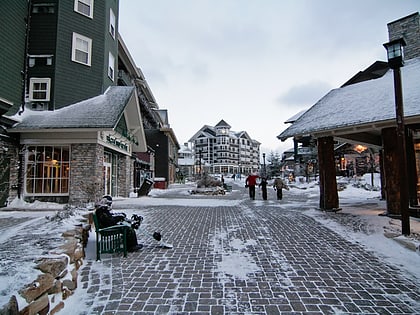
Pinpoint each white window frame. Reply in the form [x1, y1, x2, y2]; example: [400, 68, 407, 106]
[109, 8, 116, 39]
[29, 78, 51, 101]
[25, 145, 70, 196]
[71, 32, 92, 66]
[108, 52, 115, 81]
[74, 0, 93, 18]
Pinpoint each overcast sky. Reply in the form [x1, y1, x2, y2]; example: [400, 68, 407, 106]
[118, 1, 419, 155]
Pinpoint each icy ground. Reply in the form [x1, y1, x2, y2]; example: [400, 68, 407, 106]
[0, 174, 419, 313]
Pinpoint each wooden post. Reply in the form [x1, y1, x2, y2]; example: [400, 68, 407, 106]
[317, 137, 339, 210]
[382, 127, 401, 216]
[379, 150, 386, 200]
[406, 128, 418, 207]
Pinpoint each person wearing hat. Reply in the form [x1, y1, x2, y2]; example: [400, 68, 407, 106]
[95, 196, 143, 252]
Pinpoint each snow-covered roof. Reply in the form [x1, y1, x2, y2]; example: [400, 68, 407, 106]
[215, 119, 231, 128]
[278, 58, 420, 142]
[11, 86, 135, 131]
[284, 109, 308, 124]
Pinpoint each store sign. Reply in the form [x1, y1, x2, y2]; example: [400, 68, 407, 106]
[106, 134, 129, 152]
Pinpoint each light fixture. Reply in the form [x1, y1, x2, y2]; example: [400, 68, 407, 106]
[354, 144, 367, 154]
[383, 38, 406, 69]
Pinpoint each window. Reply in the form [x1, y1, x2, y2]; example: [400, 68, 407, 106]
[109, 8, 116, 39]
[29, 78, 51, 101]
[72, 33, 92, 66]
[74, 0, 93, 18]
[108, 52, 115, 80]
[25, 146, 70, 195]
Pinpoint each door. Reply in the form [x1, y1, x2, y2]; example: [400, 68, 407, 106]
[103, 162, 112, 196]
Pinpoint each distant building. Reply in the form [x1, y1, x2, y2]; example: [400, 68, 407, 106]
[178, 143, 194, 179]
[189, 120, 260, 176]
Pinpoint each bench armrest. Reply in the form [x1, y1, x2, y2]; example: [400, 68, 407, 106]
[98, 225, 129, 233]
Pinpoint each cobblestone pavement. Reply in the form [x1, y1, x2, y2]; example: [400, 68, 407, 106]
[79, 182, 420, 315]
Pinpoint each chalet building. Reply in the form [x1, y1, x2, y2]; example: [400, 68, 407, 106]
[189, 120, 260, 176]
[0, 1, 173, 204]
[278, 13, 420, 218]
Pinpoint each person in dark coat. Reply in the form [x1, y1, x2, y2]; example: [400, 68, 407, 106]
[95, 197, 142, 252]
[259, 177, 268, 200]
[245, 173, 259, 200]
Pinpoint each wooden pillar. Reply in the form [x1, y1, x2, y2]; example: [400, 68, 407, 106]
[379, 150, 386, 200]
[382, 127, 400, 215]
[406, 128, 418, 206]
[317, 136, 339, 210]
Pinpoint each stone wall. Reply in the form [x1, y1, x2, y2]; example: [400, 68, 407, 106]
[69, 143, 104, 205]
[0, 214, 91, 315]
[117, 155, 133, 197]
[1, 139, 19, 205]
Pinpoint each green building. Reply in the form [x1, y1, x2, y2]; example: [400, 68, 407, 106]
[0, 0, 152, 205]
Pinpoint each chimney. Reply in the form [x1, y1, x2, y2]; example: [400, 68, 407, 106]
[387, 12, 420, 60]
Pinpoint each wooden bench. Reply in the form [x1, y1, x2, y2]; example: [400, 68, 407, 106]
[92, 212, 129, 261]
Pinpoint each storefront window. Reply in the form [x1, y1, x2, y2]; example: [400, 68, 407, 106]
[25, 146, 70, 195]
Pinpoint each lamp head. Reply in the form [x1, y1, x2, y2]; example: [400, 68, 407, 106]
[383, 38, 406, 69]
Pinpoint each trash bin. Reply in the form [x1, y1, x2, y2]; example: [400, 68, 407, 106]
[138, 178, 154, 196]
[153, 177, 167, 189]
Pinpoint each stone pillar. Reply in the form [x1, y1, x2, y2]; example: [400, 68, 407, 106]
[5, 145, 19, 203]
[69, 143, 104, 205]
[117, 154, 133, 197]
[317, 136, 339, 210]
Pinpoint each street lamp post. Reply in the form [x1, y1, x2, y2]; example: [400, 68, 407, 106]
[383, 38, 410, 235]
[262, 153, 266, 177]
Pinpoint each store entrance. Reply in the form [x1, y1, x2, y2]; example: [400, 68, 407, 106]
[103, 162, 112, 196]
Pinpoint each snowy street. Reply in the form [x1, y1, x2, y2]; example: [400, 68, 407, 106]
[1, 176, 420, 314]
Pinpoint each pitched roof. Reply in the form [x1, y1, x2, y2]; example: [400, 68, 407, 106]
[340, 61, 389, 87]
[11, 86, 135, 131]
[215, 119, 231, 128]
[278, 58, 420, 144]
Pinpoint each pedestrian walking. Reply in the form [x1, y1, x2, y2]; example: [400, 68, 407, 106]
[245, 173, 259, 200]
[259, 177, 268, 200]
[273, 177, 289, 200]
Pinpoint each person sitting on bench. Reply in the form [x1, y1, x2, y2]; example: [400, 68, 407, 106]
[95, 196, 143, 252]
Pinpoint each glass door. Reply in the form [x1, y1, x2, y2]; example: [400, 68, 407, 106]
[103, 152, 112, 196]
